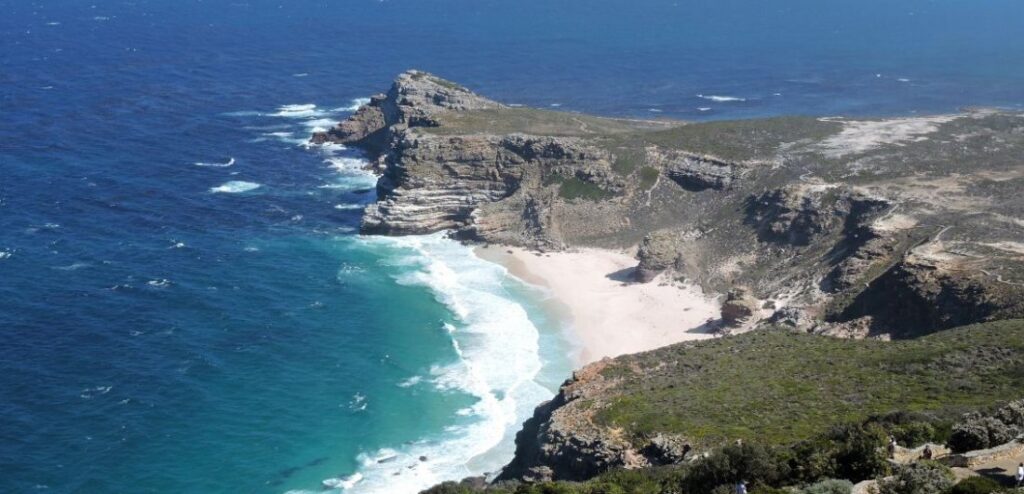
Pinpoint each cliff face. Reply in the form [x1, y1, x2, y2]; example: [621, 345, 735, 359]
[315, 71, 1024, 339]
[313, 72, 1024, 486]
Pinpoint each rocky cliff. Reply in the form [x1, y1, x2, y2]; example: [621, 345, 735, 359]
[314, 72, 1024, 484]
[314, 71, 1024, 341]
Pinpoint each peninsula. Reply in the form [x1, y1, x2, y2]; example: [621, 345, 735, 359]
[313, 70, 1024, 493]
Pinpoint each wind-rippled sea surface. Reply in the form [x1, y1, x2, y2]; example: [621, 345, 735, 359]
[1, 0, 1022, 492]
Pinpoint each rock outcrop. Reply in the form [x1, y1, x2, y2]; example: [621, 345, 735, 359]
[720, 287, 760, 326]
[634, 230, 681, 282]
[317, 70, 1024, 340]
[657, 151, 743, 191]
[311, 69, 502, 155]
[497, 360, 654, 482]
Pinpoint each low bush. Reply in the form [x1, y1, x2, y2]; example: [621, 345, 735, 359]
[801, 478, 853, 494]
[949, 414, 1018, 453]
[874, 461, 954, 494]
[950, 476, 1003, 494]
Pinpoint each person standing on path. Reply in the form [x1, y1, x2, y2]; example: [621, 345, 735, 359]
[1016, 462, 1023, 487]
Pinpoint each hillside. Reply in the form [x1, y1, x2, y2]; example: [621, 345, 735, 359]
[314, 70, 1024, 339]
[501, 319, 1024, 481]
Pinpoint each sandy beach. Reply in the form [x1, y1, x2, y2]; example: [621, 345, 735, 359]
[475, 245, 721, 364]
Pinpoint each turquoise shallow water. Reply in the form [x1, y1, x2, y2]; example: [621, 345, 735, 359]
[2, 0, 1023, 492]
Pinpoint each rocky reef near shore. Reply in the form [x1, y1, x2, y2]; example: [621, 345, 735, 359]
[313, 71, 1024, 487]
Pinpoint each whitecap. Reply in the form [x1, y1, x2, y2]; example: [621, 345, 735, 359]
[397, 376, 423, 388]
[897, 78, 911, 83]
[80, 385, 112, 399]
[262, 131, 308, 145]
[194, 157, 235, 168]
[341, 233, 553, 494]
[210, 181, 260, 193]
[334, 204, 364, 210]
[549, 103, 562, 107]
[293, 73, 309, 77]
[271, 103, 321, 118]
[147, 279, 171, 288]
[222, 110, 264, 117]
[648, 108, 663, 113]
[323, 473, 363, 490]
[336, 97, 371, 112]
[697, 94, 746, 102]
[169, 241, 186, 249]
[54, 262, 90, 271]
[697, 107, 712, 112]
[0, 250, 11, 260]
[303, 117, 338, 134]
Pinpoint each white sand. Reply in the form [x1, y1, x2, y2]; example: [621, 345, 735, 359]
[475, 246, 720, 365]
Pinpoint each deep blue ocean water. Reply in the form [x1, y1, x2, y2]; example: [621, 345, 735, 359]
[2, 1, 1023, 492]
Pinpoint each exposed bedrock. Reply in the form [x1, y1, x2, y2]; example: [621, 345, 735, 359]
[634, 230, 683, 282]
[656, 150, 743, 191]
[832, 255, 1024, 338]
[744, 185, 888, 247]
[311, 69, 503, 155]
[497, 360, 673, 483]
[360, 131, 616, 241]
[316, 71, 1024, 342]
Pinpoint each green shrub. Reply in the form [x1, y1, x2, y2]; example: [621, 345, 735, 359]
[874, 462, 954, 494]
[639, 167, 659, 190]
[827, 423, 890, 482]
[949, 414, 1017, 453]
[552, 176, 614, 201]
[995, 400, 1024, 428]
[585, 468, 663, 494]
[950, 476, 1003, 494]
[891, 422, 937, 448]
[801, 478, 853, 494]
[685, 443, 790, 493]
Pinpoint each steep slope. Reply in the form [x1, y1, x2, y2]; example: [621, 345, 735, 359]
[499, 319, 1024, 481]
[314, 71, 1024, 339]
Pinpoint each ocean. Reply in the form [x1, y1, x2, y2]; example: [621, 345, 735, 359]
[1, 0, 1022, 492]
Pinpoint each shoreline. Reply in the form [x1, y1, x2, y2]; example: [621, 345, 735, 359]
[475, 245, 721, 365]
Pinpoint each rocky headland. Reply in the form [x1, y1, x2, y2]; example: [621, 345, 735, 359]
[313, 70, 1024, 490]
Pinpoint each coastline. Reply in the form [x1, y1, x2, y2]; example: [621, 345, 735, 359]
[475, 245, 721, 365]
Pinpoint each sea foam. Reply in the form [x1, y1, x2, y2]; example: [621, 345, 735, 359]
[697, 93, 746, 102]
[210, 181, 261, 193]
[194, 157, 235, 168]
[336, 233, 552, 494]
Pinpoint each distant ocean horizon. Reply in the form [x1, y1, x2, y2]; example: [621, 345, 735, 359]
[2, 0, 1023, 492]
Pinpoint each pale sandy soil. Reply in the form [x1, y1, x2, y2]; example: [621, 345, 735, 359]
[475, 245, 721, 365]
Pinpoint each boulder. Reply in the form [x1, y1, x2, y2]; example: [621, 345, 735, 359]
[720, 287, 759, 326]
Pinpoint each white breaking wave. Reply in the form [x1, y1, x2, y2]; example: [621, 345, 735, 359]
[323, 156, 378, 190]
[697, 107, 712, 112]
[322, 473, 364, 490]
[210, 181, 261, 193]
[271, 103, 323, 118]
[697, 93, 746, 102]
[194, 157, 235, 168]
[332, 233, 552, 494]
[304, 118, 338, 134]
[397, 376, 423, 388]
[337, 97, 371, 112]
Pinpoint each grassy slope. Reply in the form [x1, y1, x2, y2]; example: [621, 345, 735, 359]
[595, 320, 1024, 447]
